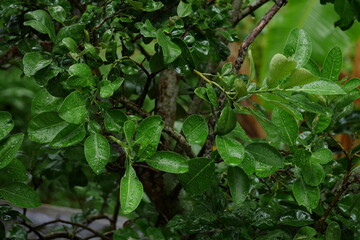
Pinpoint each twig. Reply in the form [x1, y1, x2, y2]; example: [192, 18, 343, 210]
[118, 96, 196, 158]
[44, 232, 82, 240]
[233, 0, 270, 26]
[111, 187, 120, 230]
[137, 69, 164, 107]
[231, 0, 244, 25]
[21, 221, 44, 240]
[234, 0, 287, 72]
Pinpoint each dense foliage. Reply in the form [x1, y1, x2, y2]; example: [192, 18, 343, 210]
[0, 0, 360, 239]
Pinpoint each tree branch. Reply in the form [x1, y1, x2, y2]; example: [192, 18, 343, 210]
[234, 0, 287, 72]
[233, 0, 270, 26]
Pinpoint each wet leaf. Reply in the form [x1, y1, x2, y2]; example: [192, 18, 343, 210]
[0, 134, 24, 169]
[23, 52, 52, 77]
[182, 115, 208, 145]
[84, 133, 110, 175]
[321, 46, 342, 82]
[246, 143, 283, 167]
[146, 151, 189, 173]
[0, 112, 14, 141]
[216, 135, 244, 166]
[228, 167, 250, 205]
[0, 182, 40, 208]
[58, 91, 88, 124]
[120, 165, 143, 214]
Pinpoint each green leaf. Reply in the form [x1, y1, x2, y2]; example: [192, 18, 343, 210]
[124, 120, 136, 145]
[284, 29, 312, 67]
[0, 134, 24, 169]
[282, 68, 318, 88]
[22, 52, 52, 77]
[69, 63, 92, 76]
[84, 133, 110, 175]
[135, 116, 164, 159]
[120, 165, 143, 214]
[48, 5, 66, 23]
[136, 19, 156, 38]
[31, 89, 62, 115]
[334, 0, 354, 30]
[0, 159, 28, 183]
[246, 143, 283, 167]
[248, 108, 279, 142]
[267, 54, 297, 88]
[216, 135, 244, 166]
[100, 78, 124, 98]
[0, 182, 40, 208]
[301, 163, 325, 186]
[326, 221, 341, 240]
[0, 112, 14, 141]
[56, 23, 84, 44]
[156, 29, 182, 64]
[272, 108, 298, 146]
[194, 87, 210, 103]
[179, 158, 214, 195]
[62, 37, 78, 52]
[50, 124, 86, 147]
[221, 62, 233, 76]
[309, 148, 333, 164]
[292, 179, 320, 211]
[321, 46, 342, 82]
[177, 1, 192, 17]
[24, 10, 56, 41]
[145, 151, 188, 173]
[58, 91, 88, 124]
[228, 167, 250, 205]
[216, 105, 237, 135]
[286, 80, 346, 95]
[288, 94, 326, 114]
[182, 115, 208, 145]
[104, 110, 128, 133]
[206, 84, 218, 107]
[28, 112, 68, 143]
[142, 0, 164, 12]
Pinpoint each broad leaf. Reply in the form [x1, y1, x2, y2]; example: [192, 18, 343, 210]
[182, 115, 208, 145]
[321, 46, 342, 82]
[326, 221, 341, 240]
[32, 89, 62, 115]
[0, 182, 41, 208]
[156, 29, 182, 64]
[272, 108, 298, 146]
[48, 5, 66, 23]
[22, 52, 52, 77]
[216, 135, 244, 166]
[0, 159, 28, 183]
[62, 37, 78, 52]
[58, 91, 88, 124]
[282, 68, 318, 88]
[67, 63, 95, 88]
[286, 80, 346, 95]
[0, 112, 14, 141]
[0, 134, 24, 169]
[284, 29, 312, 67]
[267, 53, 297, 88]
[100, 78, 124, 98]
[50, 124, 86, 147]
[228, 167, 250, 205]
[104, 109, 128, 133]
[124, 120, 136, 145]
[120, 166, 143, 214]
[84, 133, 110, 175]
[179, 158, 214, 195]
[310, 148, 333, 164]
[301, 163, 325, 186]
[24, 10, 56, 41]
[246, 143, 283, 167]
[288, 94, 326, 114]
[177, 1, 192, 17]
[216, 105, 237, 135]
[292, 179, 320, 211]
[146, 151, 188, 173]
[135, 116, 164, 159]
[28, 112, 68, 143]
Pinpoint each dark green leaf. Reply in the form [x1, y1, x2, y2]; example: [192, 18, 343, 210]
[182, 115, 208, 145]
[301, 163, 325, 186]
[284, 29, 312, 67]
[321, 46, 342, 82]
[22, 52, 52, 77]
[48, 5, 66, 23]
[228, 167, 250, 205]
[31, 89, 62, 115]
[62, 37, 78, 52]
[100, 78, 124, 98]
[28, 112, 68, 143]
[279, 210, 314, 227]
[334, 0, 354, 30]
[136, 19, 156, 38]
[216, 105, 237, 135]
[0, 134, 24, 169]
[177, 1, 192, 17]
[272, 108, 298, 146]
[246, 143, 283, 167]
[0, 112, 14, 141]
[104, 110, 128, 133]
[58, 91, 87, 124]
[146, 151, 189, 173]
[292, 179, 320, 211]
[0, 159, 28, 183]
[179, 158, 214, 195]
[216, 135, 244, 166]
[156, 29, 182, 64]
[142, 0, 164, 12]
[50, 124, 86, 147]
[309, 148, 333, 164]
[326, 221, 341, 240]
[0, 182, 40, 208]
[120, 165, 143, 214]
[84, 133, 110, 175]
[24, 10, 56, 41]
[124, 120, 136, 145]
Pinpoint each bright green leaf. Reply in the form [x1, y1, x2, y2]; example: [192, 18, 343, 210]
[179, 158, 214, 195]
[267, 53, 297, 88]
[23, 52, 52, 77]
[32, 89, 62, 115]
[182, 115, 208, 145]
[58, 91, 87, 124]
[284, 29, 312, 67]
[321, 46, 342, 82]
[0, 112, 14, 141]
[228, 167, 250, 205]
[216, 135, 244, 166]
[310, 148, 333, 164]
[50, 124, 86, 147]
[48, 5, 66, 23]
[246, 143, 283, 167]
[145, 151, 189, 173]
[84, 133, 110, 175]
[282, 68, 318, 88]
[0, 182, 40, 208]
[156, 29, 182, 64]
[62, 37, 78, 52]
[272, 108, 298, 146]
[286, 80, 346, 95]
[0, 134, 24, 169]
[120, 165, 143, 214]
[292, 179, 320, 211]
[177, 1, 192, 17]
[221, 62, 233, 76]
[100, 78, 124, 98]
[104, 110, 128, 133]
